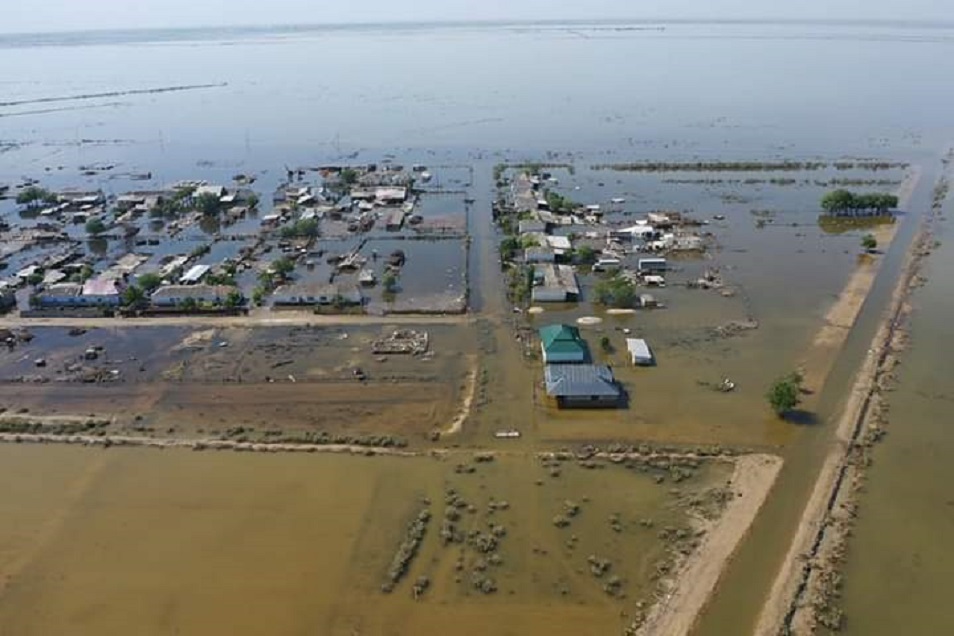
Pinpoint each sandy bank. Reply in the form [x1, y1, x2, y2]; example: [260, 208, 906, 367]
[637, 454, 784, 636]
[0, 310, 471, 330]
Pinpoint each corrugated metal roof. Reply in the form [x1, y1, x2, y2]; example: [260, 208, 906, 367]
[545, 364, 620, 398]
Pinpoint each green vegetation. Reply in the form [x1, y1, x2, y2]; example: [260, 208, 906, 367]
[573, 245, 598, 265]
[600, 335, 613, 353]
[71, 263, 94, 284]
[272, 257, 295, 278]
[205, 271, 237, 287]
[861, 234, 878, 252]
[16, 186, 57, 209]
[252, 286, 267, 306]
[84, 218, 107, 235]
[499, 236, 520, 261]
[340, 168, 359, 186]
[382, 271, 399, 294]
[766, 372, 803, 417]
[506, 265, 532, 304]
[194, 192, 222, 216]
[821, 190, 898, 215]
[245, 192, 260, 209]
[545, 190, 576, 214]
[135, 272, 163, 293]
[279, 218, 320, 239]
[189, 243, 211, 259]
[179, 297, 198, 311]
[594, 275, 636, 309]
[224, 289, 244, 308]
[122, 284, 146, 308]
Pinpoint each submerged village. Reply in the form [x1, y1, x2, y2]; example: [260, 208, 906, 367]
[0, 154, 918, 635]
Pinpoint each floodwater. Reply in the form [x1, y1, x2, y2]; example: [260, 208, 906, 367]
[0, 445, 724, 635]
[2, 19, 954, 635]
[836, 175, 954, 634]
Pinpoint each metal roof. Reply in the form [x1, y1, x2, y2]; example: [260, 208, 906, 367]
[544, 364, 620, 398]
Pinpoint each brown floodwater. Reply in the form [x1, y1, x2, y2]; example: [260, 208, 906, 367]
[835, 175, 954, 634]
[0, 445, 726, 635]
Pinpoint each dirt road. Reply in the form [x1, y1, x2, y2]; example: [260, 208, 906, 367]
[638, 454, 784, 636]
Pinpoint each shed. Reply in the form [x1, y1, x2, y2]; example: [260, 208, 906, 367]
[626, 338, 654, 366]
[539, 324, 588, 364]
[639, 294, 658, 309]
[179, 264, 210, 285]
[637, 258, 667, 274]
[544, 364, 622, 409]
[524, 247, 556, 264]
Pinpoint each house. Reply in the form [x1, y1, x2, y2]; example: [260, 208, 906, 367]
[151, 285, 239, 307]
[611, 224, 656, 241]
[272, 282, 363, 307]
[81, 277, 121, 306]
[384, 208, 406, 231]
[639, 293, 659, 309]
[637, 258, 667, 274]
[524, 247, 556, 264]
[672, 234, 704, 252]
[539, 324, 588, 364]
[545, 235, 573, 253]
[544, 364, 623, 408]
[626, 338, 655, 366]
[33, 282, 84, 307]
[648, 212, 674, 228]
[179, 264, 210, 285]
[531, 264, 580, 303]
[518, 219, 548, 234]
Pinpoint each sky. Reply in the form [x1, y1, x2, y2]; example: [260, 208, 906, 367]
[2, 0, 952, 34]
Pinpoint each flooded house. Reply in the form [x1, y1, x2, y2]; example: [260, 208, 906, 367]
[150, 284, 240, 307]
[539, 324, 589, 364]
[531, 264, 580, 303]
[544, 364, 623, 409]
[272, 282, 363, 307]
[637, 257, 668, 274]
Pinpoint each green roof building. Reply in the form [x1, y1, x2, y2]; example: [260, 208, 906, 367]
[539, 324, 589, 364]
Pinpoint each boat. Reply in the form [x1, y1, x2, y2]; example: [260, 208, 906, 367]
[611, 197, 626, 204]
[494, 429, 521, 439]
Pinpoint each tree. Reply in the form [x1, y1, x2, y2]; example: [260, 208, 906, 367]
[340, 168, 359, 186]
[575, 245, 598, 265]
[382, 271, 398, 294]
[16, 186, 56, 209]
[766, 372, 803, 417]
[861, 234, 877, 253]
[600, 335, 613, 353]
[194, 192, 222, 216]
[594, 275, 637, 309]
[821, 189, 855, 214]
[272, 257, 295, 278]
[279, 218, 320, 239]
[245, 193, 260, 209]
[224, 289, 244, 308]
[122, 284, 146, 308]
[179, 297, 198, 311]
[499, 237, 520, 261]
[85, 218, 107, 235]
[136, 272, 163, 293]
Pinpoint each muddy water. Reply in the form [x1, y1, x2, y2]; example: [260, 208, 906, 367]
[0, 445, 720, 635]
[691, 160, 937, 635]
[836, 177, 954, 634]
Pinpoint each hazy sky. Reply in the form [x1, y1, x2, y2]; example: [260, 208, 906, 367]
[4, 0, 952, 34]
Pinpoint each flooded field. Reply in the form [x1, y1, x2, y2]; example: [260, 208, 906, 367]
[2, 18, 954, 636]
[0, 445, 730, 636]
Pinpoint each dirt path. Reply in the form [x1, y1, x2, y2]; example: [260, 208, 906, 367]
[0, 310, 472, 330]
[441, 355, 478, 436]
[754, 167, 935, 635]
[638, 454, 784, 636]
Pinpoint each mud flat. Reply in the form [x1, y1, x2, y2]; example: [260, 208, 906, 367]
[754, 165, 944, 635]
[637, 454, 783, 636]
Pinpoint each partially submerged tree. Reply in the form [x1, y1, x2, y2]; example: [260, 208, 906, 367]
[16, 186, 57, 209]
[861, 233, 878, 253]
[594, 275, 636, 309]
[767, 371, 803, 417]
[84, 218, 107, 235]
[194, 192, 222, 216]
[136, 272, 163, 293]
[122, 284, 146, 308]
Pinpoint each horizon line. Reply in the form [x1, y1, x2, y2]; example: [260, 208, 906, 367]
[3, 16, 954, 38]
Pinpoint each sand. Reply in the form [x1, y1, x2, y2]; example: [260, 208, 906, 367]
[638, 454, 784, 636]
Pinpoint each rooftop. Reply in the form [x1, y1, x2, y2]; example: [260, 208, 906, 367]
[544, 364, 621, 398]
